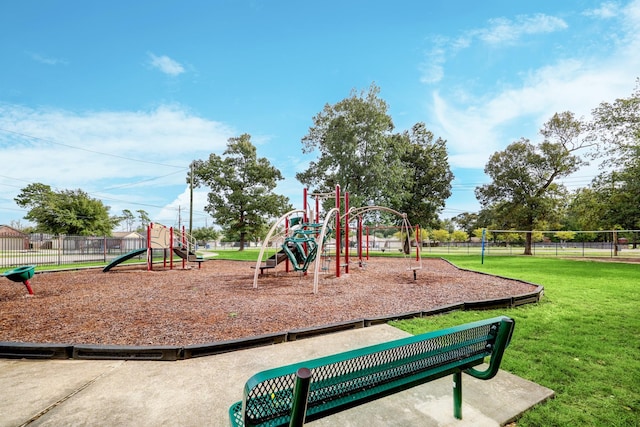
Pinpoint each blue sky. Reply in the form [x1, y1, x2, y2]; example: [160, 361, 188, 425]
[1, 1, 639, 230]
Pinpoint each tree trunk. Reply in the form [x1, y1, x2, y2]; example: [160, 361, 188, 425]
[239, 231, 246, 252]
[523, 231, 533, 255]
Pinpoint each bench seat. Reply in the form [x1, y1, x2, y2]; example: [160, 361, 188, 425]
[229, 316, 515, 427]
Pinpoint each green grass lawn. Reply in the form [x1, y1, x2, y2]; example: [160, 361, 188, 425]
[203, 247, 264, 261]
[392, 255, 640, 427]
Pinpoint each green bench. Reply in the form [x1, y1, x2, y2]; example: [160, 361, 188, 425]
[229, 316, 515, 426]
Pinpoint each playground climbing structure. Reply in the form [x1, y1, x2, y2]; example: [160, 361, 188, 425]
[253, 186, 422, 293]
[103, 223, 203, 272]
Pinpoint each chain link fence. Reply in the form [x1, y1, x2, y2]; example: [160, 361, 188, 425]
[419, 230, 640, 259]
[0, 232, 146, 269]
[2, 229, 639, 269]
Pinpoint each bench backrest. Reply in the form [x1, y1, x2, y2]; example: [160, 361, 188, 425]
[232, 316, 514, 427]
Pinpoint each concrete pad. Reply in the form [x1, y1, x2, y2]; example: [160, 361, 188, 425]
[308, 368, 554, 427]
[0, 359, 123, 427]
[0, 325, 554, 427]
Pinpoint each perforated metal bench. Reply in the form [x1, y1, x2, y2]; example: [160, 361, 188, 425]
[229, 316, 515, 426]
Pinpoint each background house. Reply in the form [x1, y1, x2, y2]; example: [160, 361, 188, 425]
[0, 225, 29, 251]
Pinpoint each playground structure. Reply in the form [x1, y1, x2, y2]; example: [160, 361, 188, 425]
[1, 265, 35, 295]
[253, 186, 422, 293]
[103, 223, 203, 272]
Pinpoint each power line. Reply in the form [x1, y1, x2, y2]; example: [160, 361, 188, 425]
[97, 170, 187, 192]
[1, 167, 193, 215]
[0, 128, 186, 169]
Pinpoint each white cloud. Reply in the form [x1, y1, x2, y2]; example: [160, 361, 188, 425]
[433, 60, 637, 170]
[583, 1, 620, 19]
[420, 13, 568, 83]
[419, 36, 447, 84]
[27, 52, 68, 65]
[0, 104, 235, 224]
[156, 187, 210, 227]
[622, 0, 640, 36]
[147, 53, 185, 76]
[477, 14, 568, 45]
[423, 0, 640, 173]
[431, 91, 501, 168]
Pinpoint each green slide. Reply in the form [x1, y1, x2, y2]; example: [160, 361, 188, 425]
[102, 248, 147, 272]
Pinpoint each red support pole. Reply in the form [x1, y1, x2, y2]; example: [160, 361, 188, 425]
[345, 191, 349, 274]
[168, 227, 173, 270]
[357, 216, 363, 263]
[303, 188, 308, 223]
[23, 280, 34, 295]
[315, 193, 320, 223]
[366, 226, 370, 260]
[147, 223, 152, 271]
[335, 185, 340, 278]
[285, 216, 290, 273]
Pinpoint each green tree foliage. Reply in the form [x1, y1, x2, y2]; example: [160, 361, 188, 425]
[475, 112, 588, 255]
[296, 83, 453, 227]
[136, 210, 150, 229]
[121, 209, 135, 232]
[584, 81, 640, 230]
[530, 230, 545, 243]
[191, 134, 291, 251]
[451, 230, 469, 242]
[430, 229, 450, 243]
[496, 230, 521, 245]
[589, 79, 640, 168]
[191, 226, 220, 245]
[583, 168, 640, 230]
[554, 230, 576, 244]
[473, 228, 493, 241]
[297, 83, 400, 210]
[14, 183, 119, 235]
[397, 123, 453, 228]
[452, 212, 479, 236]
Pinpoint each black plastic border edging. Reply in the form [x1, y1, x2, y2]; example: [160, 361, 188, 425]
[287, 319, 365, 341]
[72, 345, 183, 361]
[0, 342, 73, 360]
[0, 262, 545, 361]
[183, 332, 288, 359]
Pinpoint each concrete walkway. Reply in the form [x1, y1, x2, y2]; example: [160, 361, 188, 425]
[0, 325, 554, 427]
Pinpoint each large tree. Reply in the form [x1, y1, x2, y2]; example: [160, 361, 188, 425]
[191, 134, 291, 250]
[570, 159, 640, 232]
[397, 122, 453, 228]
[136, 209, 150, 233]
[15, 183, 119, 235]
[296, 84, 452, 227]
[586, 80, 640, 231]
[475, 112, 588, 255]
[121, 209, 135, 232]
[589, 79, 640, 168]
[452, 212, 479, 236]
[191, 226, 220, 245]
[565, 187, 607, 231]
[296, 83, 404, 210]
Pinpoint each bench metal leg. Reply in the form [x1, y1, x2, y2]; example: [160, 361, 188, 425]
[290, 367, 312, 427]
[453, 371, 462, 419]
